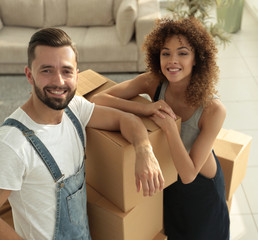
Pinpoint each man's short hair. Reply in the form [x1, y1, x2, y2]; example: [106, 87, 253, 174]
[27, 28, 78, 68]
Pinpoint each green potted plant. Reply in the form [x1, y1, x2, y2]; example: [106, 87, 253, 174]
[216, 0, 245, 33]
[166, 0, 231, 46]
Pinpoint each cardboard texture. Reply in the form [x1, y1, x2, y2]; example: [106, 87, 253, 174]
[78, 70, 180, 212]
[153, 232, 168, 240]
[87, 184, 163, 240]
[213, 128, 252, 200]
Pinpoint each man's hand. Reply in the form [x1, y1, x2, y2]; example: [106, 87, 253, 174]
[134, 145, 164, 196]
[88, 105, 165, 196]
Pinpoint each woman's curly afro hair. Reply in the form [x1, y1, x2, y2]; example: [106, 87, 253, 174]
[143, 17, 219, 107]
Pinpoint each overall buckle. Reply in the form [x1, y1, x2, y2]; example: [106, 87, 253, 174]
[22, 130, 35, 137]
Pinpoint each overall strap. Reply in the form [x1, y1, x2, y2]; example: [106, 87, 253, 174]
[2, 118, 64, 182]
[64, 106, 85, 148]
[1, 107, 85, 182]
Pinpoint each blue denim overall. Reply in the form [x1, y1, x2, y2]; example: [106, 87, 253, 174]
[2, 107, 91, 240]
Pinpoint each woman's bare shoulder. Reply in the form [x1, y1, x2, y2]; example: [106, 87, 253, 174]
[135, 72, 157, 83]
[136, 72, 161, 96]
[200, 98, 226, 130]
[208, 98, 226, 115]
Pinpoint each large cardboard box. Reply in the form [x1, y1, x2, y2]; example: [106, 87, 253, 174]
[87, 184, 163, 240]
[78, 70, 180, 212]
[213, 128, 252, 200]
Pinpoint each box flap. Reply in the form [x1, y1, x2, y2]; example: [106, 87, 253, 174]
[217, 129, 252, 146]
[213, 138, 243, 160]
[76, 69, 107, 97]
[223, 129, 252, 146]
[216, 128, 228, 139]
[87, 184, 128, 217]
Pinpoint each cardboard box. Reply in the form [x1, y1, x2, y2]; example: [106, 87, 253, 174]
[87, 184, 163, 240]
[226, 197, 232, 213]
[153, 232, 168, 240]
[78, 70, 180, 212]
[213, 128, 252, 200]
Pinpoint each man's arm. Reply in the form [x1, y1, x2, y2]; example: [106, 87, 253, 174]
[0, 189, 23, 240]
[87, 105, 165, 196]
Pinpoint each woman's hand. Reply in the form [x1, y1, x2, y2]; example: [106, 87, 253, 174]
[150, 111, 177, 134]
[144, 100, 176, 120]
[134, 145, 165, 196]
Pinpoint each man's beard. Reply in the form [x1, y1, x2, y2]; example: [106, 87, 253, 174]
[33, 77, 76, 110]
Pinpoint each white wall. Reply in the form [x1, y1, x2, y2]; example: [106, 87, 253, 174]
[246, 0, 258, 20]
[159, 0, 258, 22]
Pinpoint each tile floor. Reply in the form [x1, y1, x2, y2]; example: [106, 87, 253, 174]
[0, 4, 257, 240]
[216, 6, 258, 240]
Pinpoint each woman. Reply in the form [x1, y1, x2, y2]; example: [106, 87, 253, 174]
[91, 17, 230, 240]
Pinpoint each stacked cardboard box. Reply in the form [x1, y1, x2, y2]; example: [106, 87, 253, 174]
[78, 70, 181, 239]
[78, 70, 181, 212]
[213, 128, 252, 211]
[87, 184, 163, 240]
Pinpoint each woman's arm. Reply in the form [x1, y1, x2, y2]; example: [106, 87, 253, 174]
[91, 73, 154, 116]
[91, 72, 176, 119]
[150, 99, 226, 184]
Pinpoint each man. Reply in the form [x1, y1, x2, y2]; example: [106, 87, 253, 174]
[0, 28, 164, 240]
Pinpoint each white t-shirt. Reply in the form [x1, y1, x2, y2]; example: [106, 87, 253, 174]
[0, 95, 94, 240]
